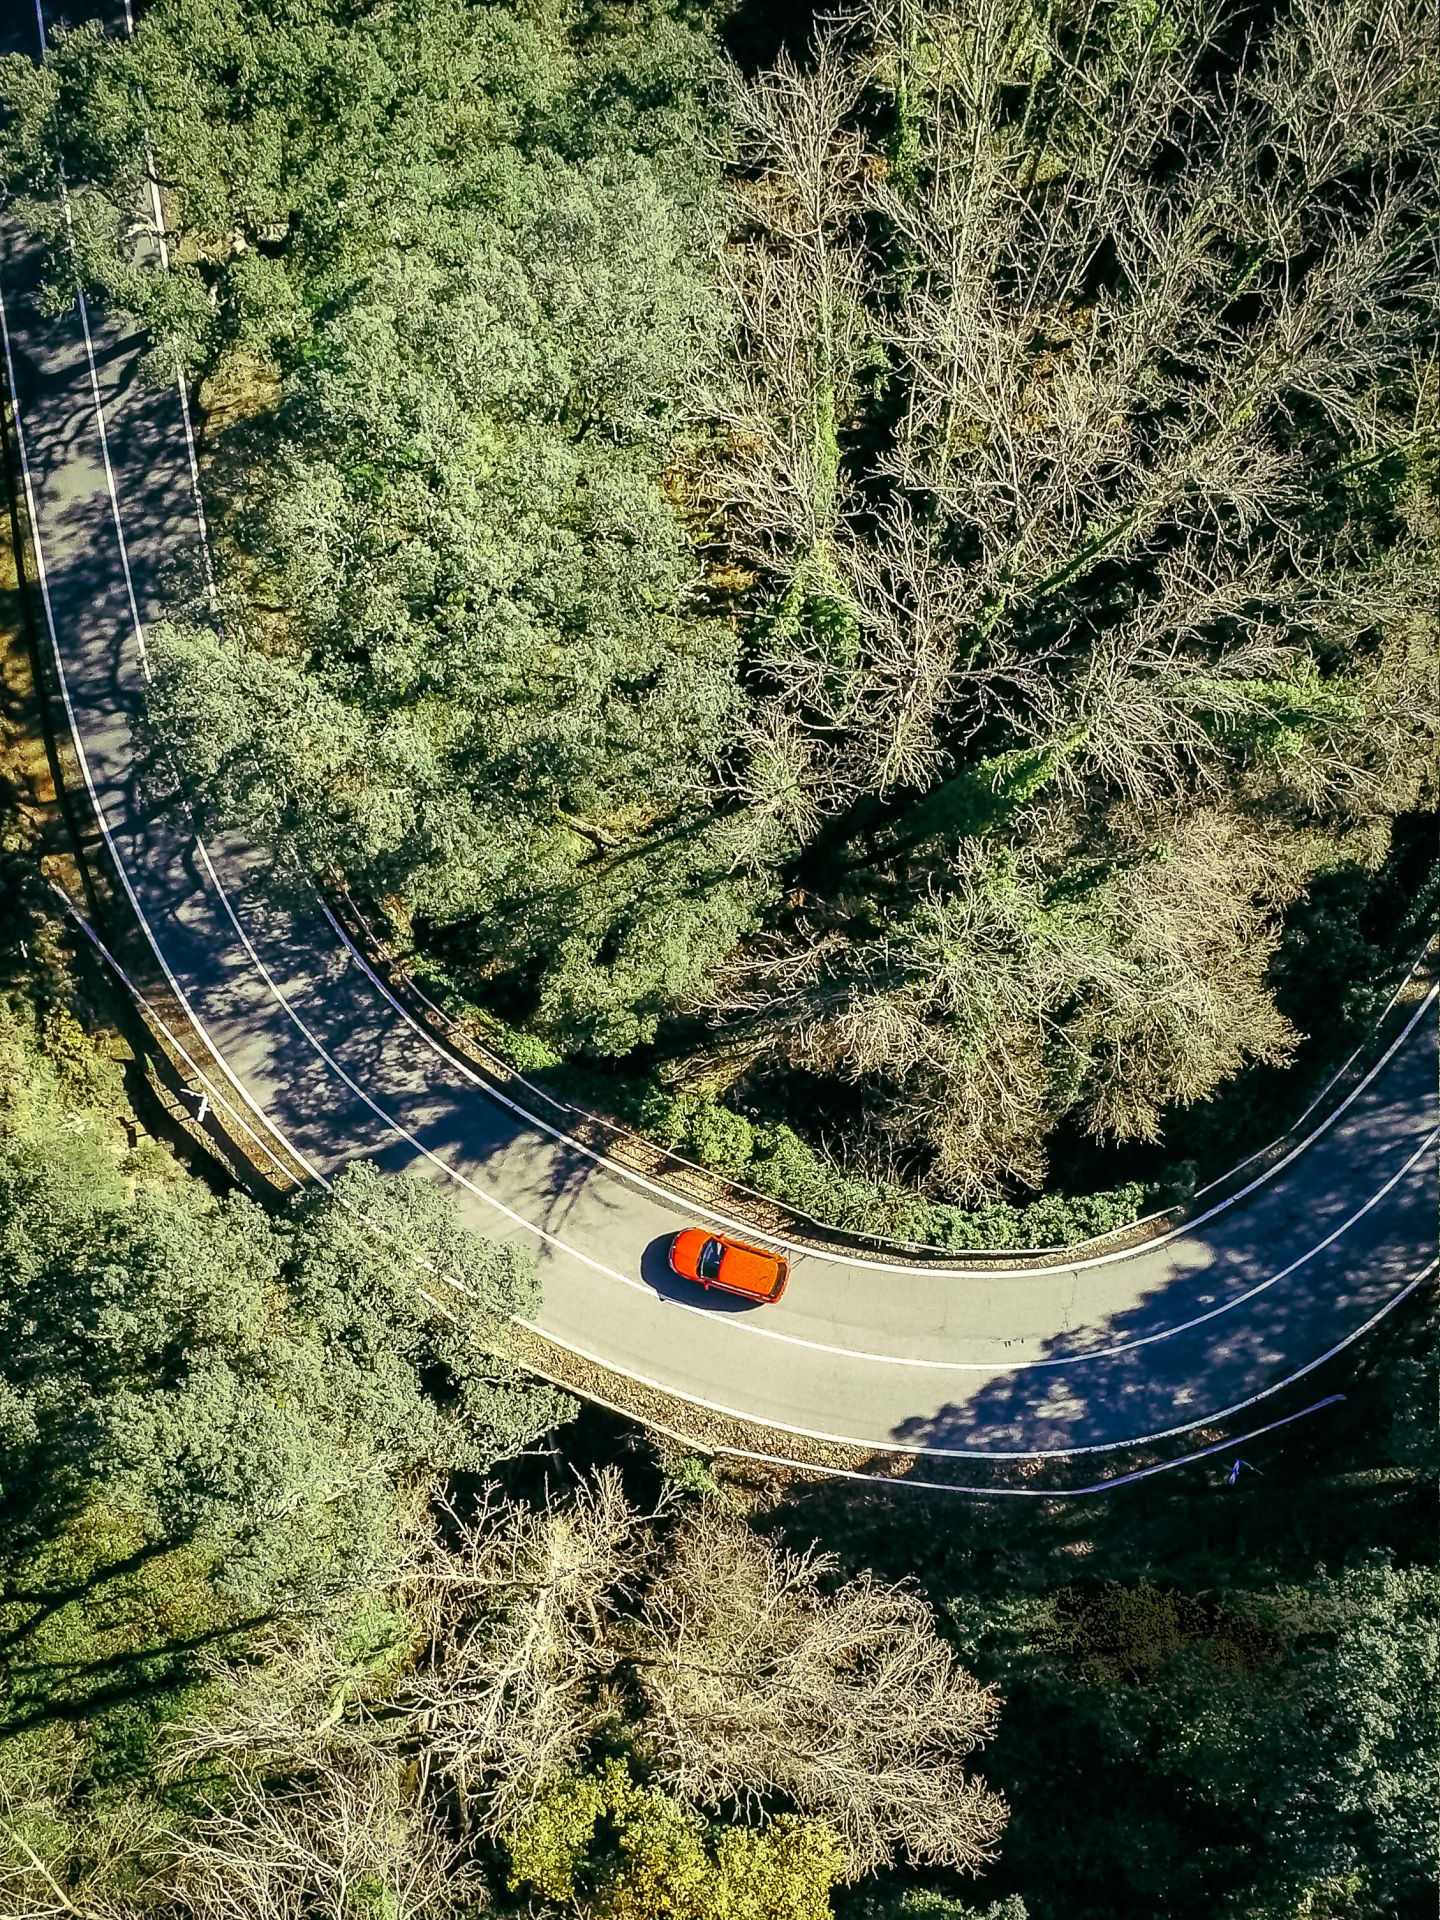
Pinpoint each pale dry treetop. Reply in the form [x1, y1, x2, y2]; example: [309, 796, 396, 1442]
[693, 0, 1438, 1198]
[151, 1473, 1005, 1883]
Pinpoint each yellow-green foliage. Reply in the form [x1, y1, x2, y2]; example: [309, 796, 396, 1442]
[506, 1758, 846, 1919]
[0, 1503, 227, 1897]
[0, 979, 190, 1217]
[0, 999, 125, 1154]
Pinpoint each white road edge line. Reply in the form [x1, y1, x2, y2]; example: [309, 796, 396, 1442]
[521, 1261, 1438, 1460]
[320, 886, 1440, 1280]
[1187, 951, 1431, 1198]
[0, 284, 322, 1188]
[71, 847, 1440, 1382]
[335, 880, 1436, 1252]
[509, 1368, 1352, 1495]
[18, 65, 753, 1310]
[51, 882, 322, 1188]
[46, 898, 1402, 1482]
[45, 166, 1433, 1368]
[20, 1, 849, 1310]
[13, 0, 320, 1185]
[198, 849, 1440, 1371]
[114, 0, 220, 610]
[715, 1393, 1356, 1495]
[52, 889, 537, 1332]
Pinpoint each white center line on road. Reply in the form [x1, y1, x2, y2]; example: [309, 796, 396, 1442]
[190, 840, 1440, 1374]
[52, 881, 320, 1188]
[46, 888, 1440, 1471]
[519, 1262, 1440, 1461]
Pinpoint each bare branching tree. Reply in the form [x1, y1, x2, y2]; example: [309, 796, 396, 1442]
[1, 1771, 167, 1920]
[707, 35, 873, 573]
[696, 0, 1439, 1195]
[399, 1472, 649, 1834]
[632, 1508, 1007, 1874]
[160, 1766, 477, 1920]
[155, 1474, 1004, 1887]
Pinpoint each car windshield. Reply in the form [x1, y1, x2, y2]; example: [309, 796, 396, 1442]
[697, 1238, 724, 1282]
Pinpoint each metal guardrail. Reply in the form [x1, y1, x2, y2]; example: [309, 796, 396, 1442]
[330, 882, 1438, 1269]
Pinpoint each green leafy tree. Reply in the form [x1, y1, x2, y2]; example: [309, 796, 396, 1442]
[1194, 1559, 1438, 1914]
[939, 1552, 1437, 1920]
[0, 1131, 568, 1606]
[0, 942, 571, 1915]
[0, 0, 757, 1059]
[850, 1895, 1029, 1920]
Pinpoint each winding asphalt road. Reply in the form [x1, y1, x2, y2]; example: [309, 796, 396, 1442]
[1, 1, 1435, 1470]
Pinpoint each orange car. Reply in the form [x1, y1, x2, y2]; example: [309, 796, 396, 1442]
[668, 1228, 790, 1304]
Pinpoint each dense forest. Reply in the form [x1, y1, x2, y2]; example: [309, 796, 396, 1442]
[0, 847, 1433, 1920]
[1, 0, 1434, 1227]
[0, 850, 1015, 1919]
[0, 1, 1437, 1917]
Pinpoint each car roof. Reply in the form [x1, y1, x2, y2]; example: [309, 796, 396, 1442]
[717, 1237, 783, 1297]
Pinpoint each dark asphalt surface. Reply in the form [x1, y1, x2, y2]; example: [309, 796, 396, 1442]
[2, 2, 1435, 1462]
